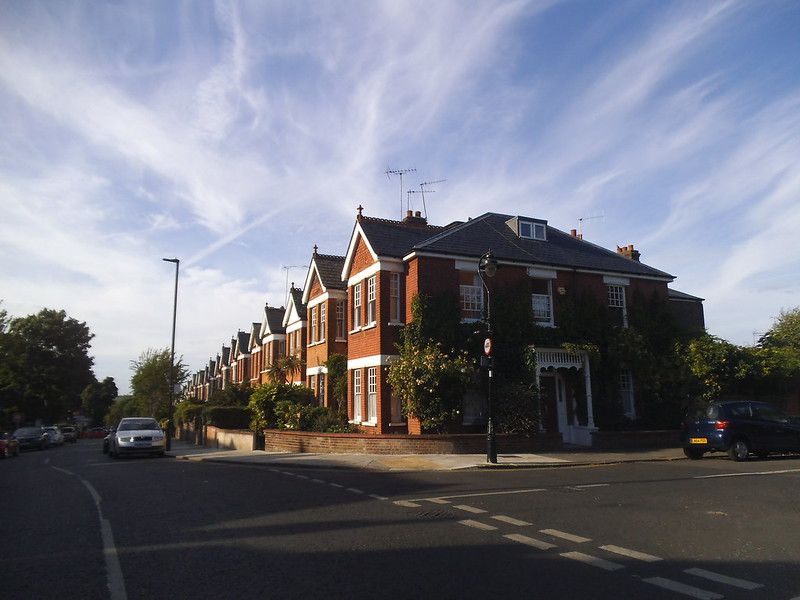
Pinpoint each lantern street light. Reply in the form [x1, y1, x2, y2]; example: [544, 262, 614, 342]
[162, 257, 179, 451]
[477, 250, 498, 464]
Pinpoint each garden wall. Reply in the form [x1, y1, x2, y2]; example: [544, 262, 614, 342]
[205, 425, 255, 451]
[264, 429, 562, 454]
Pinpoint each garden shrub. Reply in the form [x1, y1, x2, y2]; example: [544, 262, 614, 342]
[203, 405, 252, 429]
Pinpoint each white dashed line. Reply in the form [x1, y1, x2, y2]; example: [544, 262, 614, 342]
[599, 544, 662, 562]
[458, 519, 498, 531]
[329, 483, 344, 488]
[394, 500, 421, 508]
[491, 515, 531, 526]
[560, 551, 624, 571]
[427, 498, 451, 504]
[573, 483, 610, 489]
[295, 474, 309, 480]
[684, 567, 764, 590]
[368, 494, 388, 501]
[504, 533, 556, 550]
[642, 577, 722, 600]
[346, 487, 365, 495]
[539, 529, 591, 543]
[267, 468, 280, 473]
[454, 505, 487, 514]
[310, 478, 325, 484]
[412, 488, 545, 502]
[694, 468, 800, 479]
[51, 466, 74, 476]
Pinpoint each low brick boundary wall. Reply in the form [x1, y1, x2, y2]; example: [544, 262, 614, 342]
[591, 429, 680, 450]
[264, 429, 562, 454]
[206, 425, 255, 451]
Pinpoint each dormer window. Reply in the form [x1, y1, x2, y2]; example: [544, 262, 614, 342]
[519, 220, 546, 241]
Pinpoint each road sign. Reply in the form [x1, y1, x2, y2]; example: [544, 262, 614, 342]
[484, 338, 492, 356]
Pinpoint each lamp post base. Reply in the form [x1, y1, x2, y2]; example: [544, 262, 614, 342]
[487, 419, 497, 464]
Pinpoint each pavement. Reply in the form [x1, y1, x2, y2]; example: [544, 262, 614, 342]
[168, 439, 686, 471]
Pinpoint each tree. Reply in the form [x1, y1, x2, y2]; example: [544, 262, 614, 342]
[324, 353, 347, 414]
[128, 348, 188, 421]
[0, 308, 95, 423]
[105, 395, 144, 426]
[81, 377, 118, 425]
[759, 307, 800, 350]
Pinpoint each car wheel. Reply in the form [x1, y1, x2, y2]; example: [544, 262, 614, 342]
[1, 447, 7, 459]
[729, 438, 750, 462]
[755, 451, 769, 460]
[683, 447, 704, 460]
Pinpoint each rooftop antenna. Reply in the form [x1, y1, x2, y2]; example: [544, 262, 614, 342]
[578, 214, 604, 237]
[419, 179, 446, 219]
[281, 265, 304, 300]
[386, 168, 416, 219]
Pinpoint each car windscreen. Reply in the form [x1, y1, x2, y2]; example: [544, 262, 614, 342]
[14, 427, 41, 435]
[118, 420, 159, 431]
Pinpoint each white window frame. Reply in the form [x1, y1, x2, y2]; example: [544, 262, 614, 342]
[352, 369, 362, 422]
[319, 303, 326, 341]
[352, 283, 362, 329]
[619, 369, 636, 419]
[607, 284, 628, 327]
[336, 300, 346, 340]
[460, 284, 484, 321]
[367, 275, 377, 325]
[389, 272, 402, 323]
[310, 307, 318, 346]
[519, 220, 547, 241]
[367, 367, 377, 424]
[531, 280, 554, 327]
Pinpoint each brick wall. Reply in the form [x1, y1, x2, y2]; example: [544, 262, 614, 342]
[204, 425, 255, 451]
[264, 429, 562, 454]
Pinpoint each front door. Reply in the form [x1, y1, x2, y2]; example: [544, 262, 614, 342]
[539, 375, 559, 433]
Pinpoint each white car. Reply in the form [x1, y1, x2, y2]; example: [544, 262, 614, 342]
[108, 417, 166, 458]
[43, 426, 64, 446]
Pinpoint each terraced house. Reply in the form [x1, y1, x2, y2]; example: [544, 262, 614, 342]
[282, 286, 307, 385]
[258, 304, 286, 384]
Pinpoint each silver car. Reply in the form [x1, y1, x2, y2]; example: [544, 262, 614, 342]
[43, 426, 64, 446]
[108, 417, 166, 458]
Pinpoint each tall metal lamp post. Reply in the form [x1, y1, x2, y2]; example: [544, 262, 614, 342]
[162, 258, 179, 451]
[477, 250, 498, 464]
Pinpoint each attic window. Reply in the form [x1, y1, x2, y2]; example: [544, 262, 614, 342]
[519, 221, 546, 241]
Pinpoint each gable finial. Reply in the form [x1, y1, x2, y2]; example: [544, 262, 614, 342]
[357, 204, 364, 221]
[313, 244, 318, 256]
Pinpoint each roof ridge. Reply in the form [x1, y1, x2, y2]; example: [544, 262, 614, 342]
[314, 253, 346, 261]
[361, 214, 444, 230]
[414, 212, 498, 249]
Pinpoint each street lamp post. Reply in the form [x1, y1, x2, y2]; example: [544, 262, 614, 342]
[162, 257, 179, 451]
[477, 250, 498, 464]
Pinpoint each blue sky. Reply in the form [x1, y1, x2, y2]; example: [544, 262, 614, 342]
[1, 1, 798, 394]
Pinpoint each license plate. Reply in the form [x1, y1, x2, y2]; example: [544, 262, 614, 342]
[689, 437, 708, 445]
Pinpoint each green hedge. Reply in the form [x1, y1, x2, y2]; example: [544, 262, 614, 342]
[203, 405, 252, 429]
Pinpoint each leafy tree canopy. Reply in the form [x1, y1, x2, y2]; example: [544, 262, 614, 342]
[128, 348, 188, 421]
[759, 307, 800, 350]
[81, 377, 118, 426]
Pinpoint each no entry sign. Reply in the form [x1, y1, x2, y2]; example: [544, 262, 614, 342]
[484, 338, 492, 356]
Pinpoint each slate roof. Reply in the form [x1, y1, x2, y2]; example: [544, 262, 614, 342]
[313, 254, 346, 290]
[412, 212, 674, 280]
[668, 288, 704, 302]
[220, 346, 230, 366]
[263, 306, 286, 335]
[236, 331, 250, 355]
[358, 216, 446, 258]
[289, 287, 307, 320]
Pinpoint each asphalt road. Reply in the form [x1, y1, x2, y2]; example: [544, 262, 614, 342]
[3, 441, 800, 600]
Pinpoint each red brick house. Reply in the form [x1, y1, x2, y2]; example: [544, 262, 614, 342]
[340, 208, 704, 443]
[228, 331, 251, 386]
[282, 286, 307, 385]
[258, 304, 287, 384]
[301, 247, 348, 407]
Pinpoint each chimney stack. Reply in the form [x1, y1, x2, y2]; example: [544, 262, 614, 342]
[403, 209, 428, 227]
[570, 228, 583, 240]
[617, 244, 641, 262]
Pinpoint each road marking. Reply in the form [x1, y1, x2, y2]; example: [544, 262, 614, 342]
[642, 577, 722, 600]
[77, 476, 127, 600]
[560, 551, 624, 571]
[458, 519, 498, 531]
[346, 487, 365, 494]
[44, 457, 50, 465]
[394, 500, 421, 508]
[454, 505, 487, 514]
[539, 529, 591, 543]
[572, 483, 610, 489]
[295, 474, 309, 480]
[413, 488, 545, 502]
[492, 515, 531, 526]
[599, 544, 662, 562]
[684, 567, 764, 590]
[280, 471, 295, 476]
[427, 498, 451, 504]
[267, 468, 280, 473]
[368, 494, 388, 501]
[694, 468, 800, 479]
[310, 478, 325, 484]
[328, 483, 344, 488]
[504, 533, 556, 550]
[51, 466, 74, 476]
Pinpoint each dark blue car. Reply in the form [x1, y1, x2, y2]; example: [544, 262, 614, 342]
[682, 400, 800, 461]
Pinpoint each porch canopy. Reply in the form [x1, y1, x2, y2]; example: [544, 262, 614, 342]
[533, 347, 596, 432]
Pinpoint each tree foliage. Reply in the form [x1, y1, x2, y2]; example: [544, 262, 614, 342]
[324, 353, 347, 414]
[128, 348, 188, 421]
[80, 377, 118, 426]
[0, 307, 95, 424]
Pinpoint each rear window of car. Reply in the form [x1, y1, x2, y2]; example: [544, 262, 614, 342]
[15, 427, 41, 435]
[723, 403, 751, 418]
[118, 419, 160, 431]
[704, 405, 720, 419]
[752, 404, 786, 421]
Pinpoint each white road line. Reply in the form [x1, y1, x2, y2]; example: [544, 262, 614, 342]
[504, 534, 556, 550]
[44, 457, 50, 465]
[310, 478, 325, 484]
[685, 567, 764, 590]
[427, 498, 451, 504]
[51, 466, 74, 476]
[328, 483, 344, 488]
[368, 494, 388, 501]
[492, 515, 531, 526]
[642, 577, 722, 600]
[599, 544, 662, 562]
[539, 529, 591, 543]
[346, 487, 365, 494]
[393, 500, 421, 508]
[573, 483, 610, 489]
[413, 488, 546, 502]
[458, 519, 498, 531]
[78, 477, 127, 600]
[295, 474, 309, 480]
[454, 505, 487, 514]
[694, 468, 800, 479]
[560, 551, 624, 571]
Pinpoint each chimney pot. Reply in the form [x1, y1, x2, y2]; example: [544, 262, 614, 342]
[415, 210, 422, 217]
[570, 229, 577, 237]
[406, 210, 413, 218]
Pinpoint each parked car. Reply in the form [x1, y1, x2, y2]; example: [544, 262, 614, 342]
[43, 426, 65, 446]
[1, 432, 21, 458]
[83, 426, 109, 439]
[60, 426, 78, 443]
[682, 400, 800, 461]
[107, 418, 166, 458]
[13, 427, 49, 451]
